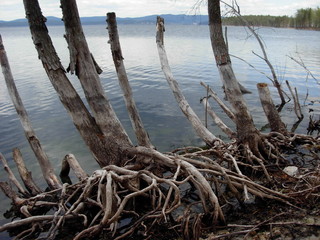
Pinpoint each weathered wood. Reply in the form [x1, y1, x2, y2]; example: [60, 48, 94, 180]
[132, 146, 225, 223]
[200, 81, 236, 122]
[0, 182, 25, 206]
[156, 17, 220, 146]
[208, 0, 260, 147]
[0, 153, 27, 195]
[201, 97, 235, 138]
[221, 0, 286, 104]
[0, 214, 77, 233]
[286, 80, 303, 120]
[60, 0, 134, 166]
[0, 34, 61, 189]
[60, 154, 88, 182]
[257, 83, 287, 134]
[22, 0, 121, 167]
[12, 148, 42, 195]
[107, 12, 154, 148]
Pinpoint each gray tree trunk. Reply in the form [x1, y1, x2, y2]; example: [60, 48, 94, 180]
[60, 0, 133, 166]
[0, 34, 61, 189]
[208, 0, 260, 146]
[156, 17, 220, 146]
[257, 83, 287, 134]
[107, 12, 153, 148]
[22, 0, 124, 167]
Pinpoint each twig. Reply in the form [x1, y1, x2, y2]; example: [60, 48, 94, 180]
[200, 81, 236, 122]
[286, 80, 303, 120]
[287, 55, 319, 85]
[220, 1, 286, 104]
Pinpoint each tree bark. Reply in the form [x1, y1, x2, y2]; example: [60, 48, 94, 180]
[156, 16, 220, 146]
[208, 0, 260, 147]
[200, 81, 236, 122]
[0, 153, 28, 195]
[22, 0, 123, 167]
[107, 12, 153, 148]
[12, 148, 42, 195]
[0, 34, 61, 189]
[0, 182, 25, 206]
[221, 0, 286, 105]
[257, 83, 287, 134]
[60, 0, 134, 166]
[201, 97, 235, 138]
[60, 154, 88, 183]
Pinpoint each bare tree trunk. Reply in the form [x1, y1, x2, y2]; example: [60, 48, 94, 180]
[60, 154, 87, 183]
[12, 148, 42, 195]
[0, 153, 28, 195]
[60, 0, 134, 165]
[22, 0, 122, 167]
[208, 0, 260, 148]
[156, 16, 220, 146]
[221, 0, 286, 105]
[0, 182, 25, 206]
[107, 12, 153, 148]
[257, 83, 287, 134]
[0, 34, 61, 189]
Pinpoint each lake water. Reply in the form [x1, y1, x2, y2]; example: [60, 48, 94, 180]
[0, 23, 319, 237]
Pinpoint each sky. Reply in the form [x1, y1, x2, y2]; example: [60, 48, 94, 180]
[1, 0, 319, 21]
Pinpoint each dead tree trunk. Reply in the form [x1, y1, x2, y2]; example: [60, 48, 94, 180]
[0, 34, 61, 189]
[257, 83, 287, 134]
[107, 12, 153, 148]
[12, 148, 42, 195]
[208, 0, 262, 153]
[22, 0, 122, 167]
[156, 16, 220, 146]
[60, 0, 134, 166]
[221, 1, 286, 106]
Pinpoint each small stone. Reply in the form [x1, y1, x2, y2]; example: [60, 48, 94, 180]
[272, 227, 282, 237]
[306, 217, 315, 225]
[283, 166, 299, 177]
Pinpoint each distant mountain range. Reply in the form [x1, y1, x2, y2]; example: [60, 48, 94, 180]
[0, 14, 209, 27]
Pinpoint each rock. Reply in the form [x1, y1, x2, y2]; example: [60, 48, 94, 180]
[306, 217, 315, 225]
[283, 166, 299, 177]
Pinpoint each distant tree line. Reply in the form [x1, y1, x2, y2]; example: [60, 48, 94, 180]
[222, 7, 320, 29]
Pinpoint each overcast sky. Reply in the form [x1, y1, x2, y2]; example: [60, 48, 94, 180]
[1, 0, 319, 21]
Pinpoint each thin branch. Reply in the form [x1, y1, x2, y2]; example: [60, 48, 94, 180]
[287, 55, 319, 85]
[221, 0, 286, 104]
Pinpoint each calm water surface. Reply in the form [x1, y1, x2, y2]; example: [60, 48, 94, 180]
[0, 24, 319, 236]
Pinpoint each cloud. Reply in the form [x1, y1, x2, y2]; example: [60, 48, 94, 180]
[0, 0, 319, 21]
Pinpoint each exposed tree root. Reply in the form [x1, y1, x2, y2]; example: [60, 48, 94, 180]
[0, 2, 319, 240]
[1, 133, 318, 239]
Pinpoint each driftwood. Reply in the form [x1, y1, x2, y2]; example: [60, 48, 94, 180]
[0, 0, 319, 239]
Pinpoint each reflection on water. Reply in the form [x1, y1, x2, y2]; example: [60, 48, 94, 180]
[0, 24, 319, 236]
